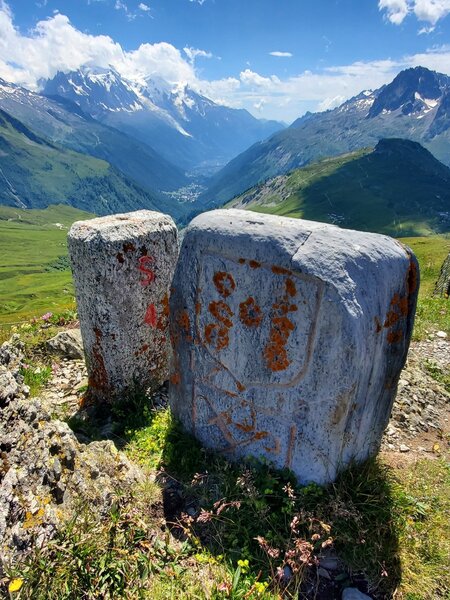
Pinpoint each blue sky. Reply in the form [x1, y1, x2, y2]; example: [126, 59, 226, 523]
[1, 0, 450, 121]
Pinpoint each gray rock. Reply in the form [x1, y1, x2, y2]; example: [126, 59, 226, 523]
[0, 392, 143, 572]
[68, 210, 178, 403]
[169, 210, 419, 485]
[342, 588, 373, 600]
[0, 365, 19, 403]
[46, 329, 84, 360]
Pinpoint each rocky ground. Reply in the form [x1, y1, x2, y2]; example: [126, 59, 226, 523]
[0, 334, 143, 576]
[0, 329, 448, 596]
[381, 336, 449, 460]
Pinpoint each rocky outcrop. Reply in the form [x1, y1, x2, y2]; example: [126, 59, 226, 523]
[0, 337, 143, 574]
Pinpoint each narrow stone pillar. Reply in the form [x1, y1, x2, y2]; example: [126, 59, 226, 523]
[68, 210, 178, 402]
[169, 209, 419, 485]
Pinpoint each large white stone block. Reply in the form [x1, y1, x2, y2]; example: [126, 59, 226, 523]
[68, 210, 178, 402]
[169, 209, 419, 484]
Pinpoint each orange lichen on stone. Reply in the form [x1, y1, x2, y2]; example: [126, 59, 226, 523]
[122, 242, 135, 253]
[195, 302, 201, 315]
[272, 302, 298, 316]
[204, 323, 229, 351]
[177, 310, 191, 333]
[387, 330, 403, 344]
[384, 309, 401, 328]
[134, 344, 149, 357]
[264, 341, 290, 372]
[390, 292, 408, 317]
[213, 271, 236, 297]
[209, 300, 234, 327]
[285, 278, 297, 297]
[238, 258, 246, 264]
[89, 327, 109, 390]
[375, 317, 382, 333]
[239, 297, 263, 327]
[157, 294, 170, 331]
[249, 260, 261, 269]
[170, 372, 181, 385]
[272, 265, 291, 275]
[236, 382, 246, 392]
[407, 256, 418, 296]
[235, 421, 254, 433]
[253, 431, 269, 440]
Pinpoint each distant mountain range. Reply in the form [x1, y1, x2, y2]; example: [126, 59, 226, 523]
[43, 68, 283, 174]
[204, 66, 450, 206]
[0, 108, 164, 216]
[228, 138, 450, 237]
[2, 64, 450, 231]
[0, 77, 188, 203]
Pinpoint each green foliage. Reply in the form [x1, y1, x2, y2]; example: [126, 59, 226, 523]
[20, 362, 51, 396]
[423, 360, 450, 393]
[0, 109, 161, 216]
[229, 140, 450, 237]
[403, 236, 450, 338]
[119, 405, 450, 599]
[4, 394, 449, 599]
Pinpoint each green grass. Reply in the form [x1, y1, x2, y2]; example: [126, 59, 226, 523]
[0, 205, 94, 326]
[230, 140, 450, 238]
[0, 109, 160, 216]
[401, 236, 450, 338]
[5, 397, 449, 600]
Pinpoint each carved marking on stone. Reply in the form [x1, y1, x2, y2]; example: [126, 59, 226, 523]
[138, 255, 155, 287]
[195, 252, 324, 388]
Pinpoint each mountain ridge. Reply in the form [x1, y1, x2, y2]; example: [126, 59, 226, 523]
[203, 66, 450, 207]
[227, 137, 450, 237]
[0, 107, 167, 216]
[42, 67, 284, 173]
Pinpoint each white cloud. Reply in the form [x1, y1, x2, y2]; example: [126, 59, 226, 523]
[183, 46, 213, 66]
[240, 69, 280, 87]
[414, 0, 450, 24]
[138, 2, 150, 11]
[114, 0, 137, 21]
[269, 51, 293, 58]
[379, 0, 409, 24]
[317, 95, 347, 112]
[1, 1, 450, 122]
[379, 0, 450, 25]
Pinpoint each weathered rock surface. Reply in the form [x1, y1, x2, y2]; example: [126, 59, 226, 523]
[434, 252, 450, 297]
[0, 337, 143, 574]
[169, 210, 419, 484]
[46, 329, 84, 359]
[68, 210, 178, 402]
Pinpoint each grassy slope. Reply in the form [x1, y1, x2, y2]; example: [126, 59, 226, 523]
[229, 140, 450, 237]
[0, 205, 94, 325]
[0, 109, 161, 216]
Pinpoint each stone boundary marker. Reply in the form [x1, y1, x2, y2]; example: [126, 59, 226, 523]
[169, 209, 419, 485]
[68, 210, 178, 402]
